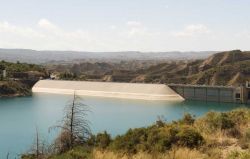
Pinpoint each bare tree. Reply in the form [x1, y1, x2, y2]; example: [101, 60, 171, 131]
[24, 127, 49, 159]
[51, 92, 91, 152]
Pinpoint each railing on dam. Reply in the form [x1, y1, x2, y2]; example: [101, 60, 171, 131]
[168, 84, 238, 103]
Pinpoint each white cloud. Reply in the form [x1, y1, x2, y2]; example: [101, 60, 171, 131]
[38, 19, 58, 30]
[173, 24, 211, 37]
[126, 21, 142, 27]
[124, 21, 152, 38]
[127, 27, 149, 37]
[164, 5, 169, 9]
[0, 21, 43, 38]
[0, 19, 100, 51]
[110, 25, 117, 30]
[0, 19, 248, 52]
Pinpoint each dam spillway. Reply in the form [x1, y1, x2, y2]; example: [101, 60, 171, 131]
[32, 80, 184, 101]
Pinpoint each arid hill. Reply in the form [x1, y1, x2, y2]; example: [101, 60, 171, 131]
[51, 50, 250, 86]
[141, 50, 250, 86]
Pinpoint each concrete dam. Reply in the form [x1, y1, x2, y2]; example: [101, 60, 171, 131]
[32, 80, 184, 101]
[168, 84, 250, 104]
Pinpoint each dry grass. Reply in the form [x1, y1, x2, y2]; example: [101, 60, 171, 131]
[92, 148, 205, 159]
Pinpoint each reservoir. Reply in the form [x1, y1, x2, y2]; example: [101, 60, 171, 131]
[0, 93, 248, 158]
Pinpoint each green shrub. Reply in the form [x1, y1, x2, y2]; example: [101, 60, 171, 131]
[199, 111, 221, 132]
[147, 128, 173, 152]
[87, 135, 96, 146]
[179, 113, 195, 125]
[109, 124, 204, 154]
[228, 109, 250, 125]
[195, 111, 239, 135]
[220, 113, 235, 130]
[176, 126, 204, 148]
[95, 131, 111, 149]
[156, 115, 166, 127]
[110, 128, 148, 153]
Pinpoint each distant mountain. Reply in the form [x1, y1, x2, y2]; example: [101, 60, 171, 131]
[55, 50, 250, 86]
[0, 48, 216, 64]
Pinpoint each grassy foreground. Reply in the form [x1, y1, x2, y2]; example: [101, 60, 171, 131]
[22, 108, 250, 159]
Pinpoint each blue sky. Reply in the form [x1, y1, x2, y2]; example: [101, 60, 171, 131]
[0, 0, 250, 51]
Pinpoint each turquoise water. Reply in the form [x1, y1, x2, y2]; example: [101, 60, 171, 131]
[0, 93, 248, 158]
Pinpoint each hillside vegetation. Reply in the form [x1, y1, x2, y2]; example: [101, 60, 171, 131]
[0, 81, 31, 97]
[22, 108, 250, 159]
[0, 60, 47, 97]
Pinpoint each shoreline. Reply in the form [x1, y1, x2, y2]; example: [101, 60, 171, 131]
[0, 93, 31, 98]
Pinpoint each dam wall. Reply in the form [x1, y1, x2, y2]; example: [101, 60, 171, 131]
[169, 84, 238, 103]
[32, 80, 184, 101]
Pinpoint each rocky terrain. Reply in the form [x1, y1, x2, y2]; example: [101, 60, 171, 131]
[51, 50, 250, 86]
[141, 50, 250, 86]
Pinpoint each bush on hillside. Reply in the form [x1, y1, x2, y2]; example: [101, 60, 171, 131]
[0, 81, 30, 96]
[109, 124, 204, 154]
[195, 109, 250, 138]
[176, 126, 204, 148]
[179, 113, 195, 125]
[95, 131, 112, 149]
[156, 115, 166, 127]
[110, 128, 148, 153]
[227, 108, 250, 126]
[220, 113, 235, 130]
